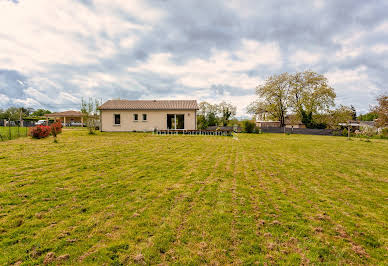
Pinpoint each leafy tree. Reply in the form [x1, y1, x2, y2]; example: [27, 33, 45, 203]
[32, 109, 51, 117]
[249, 71, 336, 128]
[254, 73, 291, 127]
[325, 105, 353, 129]
[289, 71, 336, 121]
[197, 101, 220, 128]
[242, 120, 255, 133]
[197, 102, 216, 129]
[372, 94, 388, 128]
[196, 115, 208, 130]
[3, 107, 20, 121]
[218, 101, 236, 126]
[358, 112, 378, 121]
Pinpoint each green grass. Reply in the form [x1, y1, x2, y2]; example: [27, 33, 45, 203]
[0, 129, 387, 265]
[0, 126, 28, 141]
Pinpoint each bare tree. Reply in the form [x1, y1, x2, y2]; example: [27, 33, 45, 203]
[81, 98, 101, 135]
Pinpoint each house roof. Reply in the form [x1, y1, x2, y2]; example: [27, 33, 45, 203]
[99, 100, 199, 110]
[44, 111, 83, 117]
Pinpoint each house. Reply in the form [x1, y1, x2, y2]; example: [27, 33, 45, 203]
[255, 110, 281, 128]
[98, 99, 198, 132]
[44, 111, 84, 126]
[255, 111, 306, 128]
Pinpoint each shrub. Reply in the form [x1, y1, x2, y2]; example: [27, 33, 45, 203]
[50, 122, 62, 135]
[253, 126, 261, 134]
[380, 128, 388, 138]
[360, 126, 377, 137]
[29, 125, 51, 139]
[242, 120, 255, 133]
[342, 128, 348, 137]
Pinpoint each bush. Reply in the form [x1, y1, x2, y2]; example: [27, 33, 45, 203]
[242, 120, 255, 133]
[29, 125, 51, 139]
[50, 122, 62, 135]
[380, 128, 388, 138]
[360, 126, 377, 137]
[253, 126, 261, 134]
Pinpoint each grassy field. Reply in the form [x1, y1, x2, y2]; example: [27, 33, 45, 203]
[0, 126, 28, 141]
[0, 129, 387, 265]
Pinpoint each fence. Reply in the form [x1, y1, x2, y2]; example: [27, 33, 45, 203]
[261, 127, 334, 136]
[0, 126, 29, 141]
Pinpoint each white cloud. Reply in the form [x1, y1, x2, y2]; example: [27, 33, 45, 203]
[325, 66, 380, 112]
[128, 39, 279, 90]
[371, 44, 388, 53]
[0, 0, 161, 73]
[0, 93, 10, 104]
[290, 50, 322, 66]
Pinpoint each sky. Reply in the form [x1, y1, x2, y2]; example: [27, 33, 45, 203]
[0, 0, 387, 117]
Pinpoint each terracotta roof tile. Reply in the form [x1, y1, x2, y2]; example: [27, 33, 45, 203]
[45, 110, 83, 117]
[99, 100, 198, 110]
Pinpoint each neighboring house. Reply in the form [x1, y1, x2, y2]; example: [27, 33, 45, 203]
[255, 111, 306, 128]
[255, 110, 281, 128]
[44, 111, 84, 126]
[338, 120, 375, 128]
[99, 99, 198, 132]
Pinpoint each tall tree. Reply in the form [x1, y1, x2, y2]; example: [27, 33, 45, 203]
[197, 101, 220, 128]
[350, 105, 357, 120]
[372, 94, 388, 128]
[218, 101, 236, 126]
[326, 105, 354, 129]
[254, 73, 291, 127]
[288, 71, 336, 120]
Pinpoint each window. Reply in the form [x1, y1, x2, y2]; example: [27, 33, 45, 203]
[142, 114, 147, 121]
[114, 114, 120, 125]
[133, 114, 138, 121]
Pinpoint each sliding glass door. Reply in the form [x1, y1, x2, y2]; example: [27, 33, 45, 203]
[167, 114, 184, 129]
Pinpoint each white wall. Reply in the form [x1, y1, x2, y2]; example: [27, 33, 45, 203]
[101, 109, 197, 131]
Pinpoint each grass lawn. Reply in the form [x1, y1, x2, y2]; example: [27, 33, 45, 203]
[0, 129, 387, 264]
[0, 126, 28, 141]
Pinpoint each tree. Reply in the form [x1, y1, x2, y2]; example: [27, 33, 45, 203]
[358, 112, 378, 121]
[32, 109, 51, 117]
[249, 71, 336, 128]
[197, 101, 220, 128]
[254, 73, 291, 127]
[3, 107, 20, 121]
[372, 94, 388, 128]
[325, 105, 354, 129]
[81, 98, 101, 134]
[350, 105, 357, 120]
[218, 101, 236, 126]
[288, 71, 336, 121]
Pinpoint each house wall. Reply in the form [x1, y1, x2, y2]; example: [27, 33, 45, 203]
[53, 117, 82, 123]
[101, 109, 197, 132]
[256, 121, 281, 128]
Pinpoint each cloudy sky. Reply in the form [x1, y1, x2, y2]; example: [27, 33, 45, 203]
[0, 0, 387, 116]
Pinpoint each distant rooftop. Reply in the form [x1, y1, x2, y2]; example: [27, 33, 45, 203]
[45, 110, 82, 117]
[99, 100, 198, 110]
